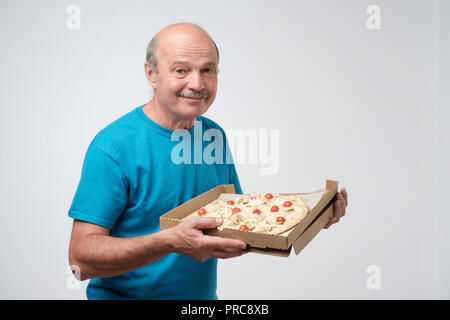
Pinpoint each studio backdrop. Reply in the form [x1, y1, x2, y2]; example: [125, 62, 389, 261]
[0, 0, 449, 299]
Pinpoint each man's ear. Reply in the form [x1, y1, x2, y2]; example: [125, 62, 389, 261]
[144, 62, 157, 89]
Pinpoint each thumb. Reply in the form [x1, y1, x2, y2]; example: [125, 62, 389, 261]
[189, 216, 223, 230]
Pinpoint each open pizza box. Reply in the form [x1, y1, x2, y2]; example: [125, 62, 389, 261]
[160, 180, 339, 257]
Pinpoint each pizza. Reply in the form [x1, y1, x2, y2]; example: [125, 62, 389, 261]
[185, 193, 310, 235]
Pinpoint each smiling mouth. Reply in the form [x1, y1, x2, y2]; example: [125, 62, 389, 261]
[177, 91, 209, 100]
[180, 96, 202, 100]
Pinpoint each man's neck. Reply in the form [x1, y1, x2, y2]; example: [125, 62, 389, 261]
[142, 98, 196, 130]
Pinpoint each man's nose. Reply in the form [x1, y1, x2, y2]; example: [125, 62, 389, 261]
[187, 71, 205, 91]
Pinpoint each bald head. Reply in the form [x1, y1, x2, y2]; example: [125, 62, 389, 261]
[146, 23, 219, 73]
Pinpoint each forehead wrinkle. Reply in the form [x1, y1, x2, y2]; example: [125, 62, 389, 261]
[160, 42, 217, 64]
[165, 50, 218, 69]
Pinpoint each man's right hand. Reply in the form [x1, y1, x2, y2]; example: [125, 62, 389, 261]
[169, 216, 248, 262]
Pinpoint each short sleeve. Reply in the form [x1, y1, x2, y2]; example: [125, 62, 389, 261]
[68, 143, 128, 229]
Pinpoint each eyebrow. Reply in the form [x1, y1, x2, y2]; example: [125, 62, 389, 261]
[170, 60, 217, 68]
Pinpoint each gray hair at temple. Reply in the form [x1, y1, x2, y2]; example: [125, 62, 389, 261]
[145, 26, 220, 74]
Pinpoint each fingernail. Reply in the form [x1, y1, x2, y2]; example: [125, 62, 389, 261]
[216, 218, 223, 225]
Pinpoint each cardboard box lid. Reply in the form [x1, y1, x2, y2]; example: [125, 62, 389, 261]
[285, 180, 338, 247]
[292, 198, 334, 255]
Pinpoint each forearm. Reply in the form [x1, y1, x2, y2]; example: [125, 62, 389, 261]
[70, 229, 175, 281]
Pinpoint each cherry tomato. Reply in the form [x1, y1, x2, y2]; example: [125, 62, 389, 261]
[197, 208, 207, 216]
[270, 206, 279, 212]
[239, 225, 249, 231]
[253, 209, 261, 215]
[265, 193, 273, 200]
[283, 201, 293, 207]
[276, 216, 286, 224]
[226, 200, 235, 205]
[232, 207, 241, 214]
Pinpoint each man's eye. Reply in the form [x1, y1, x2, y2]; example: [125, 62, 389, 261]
[175, 69, 186, 74]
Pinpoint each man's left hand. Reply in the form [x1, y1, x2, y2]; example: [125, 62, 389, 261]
[323, 188, 348, 229]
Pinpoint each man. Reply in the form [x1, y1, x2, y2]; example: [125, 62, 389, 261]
[68, 22, 348, 300]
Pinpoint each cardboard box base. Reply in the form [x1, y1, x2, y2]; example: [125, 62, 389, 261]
[160, 180, 338, 257]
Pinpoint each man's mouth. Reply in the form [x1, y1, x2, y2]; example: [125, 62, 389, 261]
[181, 96, 202, 100]
[177, 92, 209, 100]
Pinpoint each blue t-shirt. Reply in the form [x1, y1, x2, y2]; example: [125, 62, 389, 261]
[68, 105, 242, 300]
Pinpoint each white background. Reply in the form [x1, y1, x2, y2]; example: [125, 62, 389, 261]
[0, 0, 448, 299]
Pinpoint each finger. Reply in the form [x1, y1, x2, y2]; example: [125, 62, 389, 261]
[339, 197, 346, 217]
[216, 246, 248, 254]
[337, 194, 346, 217]
[337, 191, 346, 210]
[341, 188, 348, 207]
[212, 249, 247, 259]
[189, 216, 223, 230]
[324, 217, 336, 229]
[202, 235, 247, 251]
[333, 200, 342, 222]
[323, 217, 336, 229]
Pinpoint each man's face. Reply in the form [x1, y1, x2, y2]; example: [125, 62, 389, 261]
[148, 32, 218, 120]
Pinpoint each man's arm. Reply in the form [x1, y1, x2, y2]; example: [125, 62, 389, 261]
[69, 217, 247, 281]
